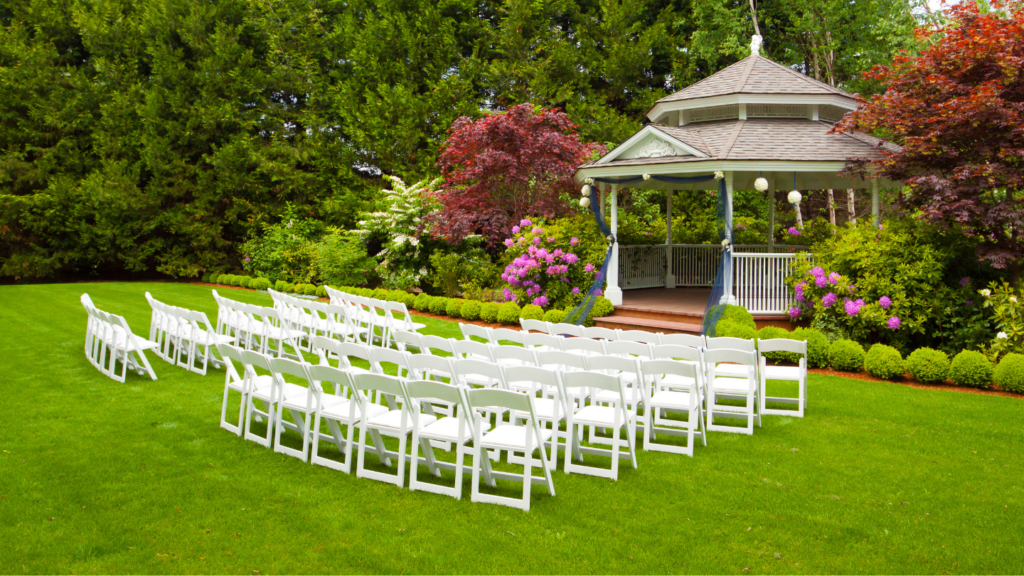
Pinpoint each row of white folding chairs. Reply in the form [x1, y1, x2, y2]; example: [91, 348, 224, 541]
[81, 293, 158, 382]
[479, 323, 808, 419]
[217, 341, 556, 510]
[211, 290, 305, 359]
[267, 288, 366, 348]
[325, 286, 425, 349]
[145, 292, 232, 375]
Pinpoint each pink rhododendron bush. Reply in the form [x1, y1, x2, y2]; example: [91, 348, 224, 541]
[499, 215, 607, 309]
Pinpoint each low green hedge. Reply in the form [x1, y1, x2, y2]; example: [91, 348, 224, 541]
[756, 326, 798, 363]
[994, 353, 1024, 393]
[585, 297, 615, 326]
[274, 280, 289, 292]
[429, 297, 450, 315]
[791, 327, 829, 368]
[480, 302, 500, 323]
[906, 347, 950, 384]
[543, 309, 566, 323]
[446, 298, 465, 318]
[864, 344, 905, 380]
[950, 350, 993, 388]
[460, 300, 482, 321]
[413, 293, 433, 312]
[521, 304, 544, 321]
[496, 302, 522, 324]
[252, 278, 272, 291]
[829, 339, 865, 372]
[716, 320, 756, 340]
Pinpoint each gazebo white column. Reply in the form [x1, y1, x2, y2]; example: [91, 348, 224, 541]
[722, 172, 737, 305]
[606, 184, 622, 305]
[767, 173, 775, 252]
[664, 190, 675, 288]
[871, 179, 880, 227]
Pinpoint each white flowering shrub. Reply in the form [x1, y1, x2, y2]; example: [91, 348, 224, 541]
[981, 281, 1024, 360]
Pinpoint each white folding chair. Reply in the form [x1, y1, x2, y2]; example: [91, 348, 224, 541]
[549, 322, 584, 338]
[618, 330, 663, 345]
[452, 339, 495, 363]
[306, 364, 388, 473]
[519, 318, 550, 335]
[536, 350, 588, 406]
[561, 370, 638, 481]
[467, 388, 556, 511]
[502, 366, 566, 470]
[490, 328, 526, 346]
[705, 348, 761, 435]
[581, 326, 619, 341]
[392, 329, 423, 353]
[351, 373, 424, 487]
[706, 335, 758, 380]
[460, 323, 493, 343]
[562, 337, 606, 357]
[269, 357, 317, 461]
[313, 338, 375, 380]
[382, 300, 425, 348]
[758, 338, 808, 417]
[523, 332, 563, 353]
[217, 344, 252, 436]
[211, 290, 249, 346]
[81, 294, 158, 382]
[491, 345, 538, 368]
[246, 305, 304, 359]
[641, 359, 706, 456]
[662, 333, 705, 348]
[242, 350, 304, 448]
[322, 302, 366, 344]
[451, 358, 506, 390]
[420, 334, 457, 357]
[368, 347, 413, 379]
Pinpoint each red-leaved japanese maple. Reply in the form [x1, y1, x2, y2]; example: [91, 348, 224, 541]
[430, 104, 605, 247]
[835, 1, 1024, 269]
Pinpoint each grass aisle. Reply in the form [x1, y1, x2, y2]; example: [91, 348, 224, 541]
[0, 282, 1022, 574]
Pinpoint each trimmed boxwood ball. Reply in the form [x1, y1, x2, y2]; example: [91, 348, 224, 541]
[274, 280, 289, 292]
[496, 302, 522, 325]
[718, 304, 756, 331]
[460, 300, 482, 320]
[401, 292, 417, 307]
[829, 339, 865, 372]
[584, 297, 615, 327]
[300, 283, 316, 296]
[371, 288, 388, 300]
[756, 326, 797, 363]
[480, 302, 501, 323]
[715, 320, 756, 340]
[949, 350, 993, 388]
[864, 344, 905, 380]
[906, 347, 950, 384]
[239, 276, 254, 287]
[446, 298, 465, 318]
[315, 285, 327, 298]
[543, 309, 566, 323]
[252, 278, 272, 291]
[791, 327, 829, 368]
[282, 282, 295, 293]
[429, 297, 449, 315]
[413, 293, 432, 312]
[521, 304, 544, 321]
[386, 290, 406, 303]
[994, 353, 1024, 393]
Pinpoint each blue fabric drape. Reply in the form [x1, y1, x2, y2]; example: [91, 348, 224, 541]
[701, 178, 731, 336]
[565, 174, 723, 326]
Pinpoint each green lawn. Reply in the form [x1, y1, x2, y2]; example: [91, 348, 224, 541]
[1, 282, 1022, 574]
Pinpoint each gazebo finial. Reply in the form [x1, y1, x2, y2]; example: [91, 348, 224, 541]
[750, 34, 763, 56]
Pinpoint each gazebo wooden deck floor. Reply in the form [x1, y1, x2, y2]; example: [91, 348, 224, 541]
[593, 287, 791, 334]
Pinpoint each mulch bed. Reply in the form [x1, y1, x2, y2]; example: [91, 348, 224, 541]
[195, 282, 1022, 400]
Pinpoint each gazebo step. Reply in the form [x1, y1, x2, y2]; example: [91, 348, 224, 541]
[611, 305, 704, 323]
[593, 315, 703, 335]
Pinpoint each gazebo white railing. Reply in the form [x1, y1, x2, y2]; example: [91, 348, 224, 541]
[618, 244, 809, 314]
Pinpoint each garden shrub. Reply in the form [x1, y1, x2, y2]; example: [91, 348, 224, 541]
[757, 326, 798, 363]
[315, 285, 327, 298]
[864, 344, 905, 380]
[201, 272, 213, 283]
[313, 230, 376, 287]
[413, 293, 433, 312]
[715, 320, 756, 340]
[994, 353, 1024, 393]
[543, 309, 566, 323]
[581, 296, 615, 326]
[429, 297, 450, 315]
[274, 280, 289, 292]
[480, 302, 500, 323]
[247, 277, 261, 289]
[496, 302, 522, 325]
[298, 283, 315, 296]
[371, 288, 389, 300]
[949, 350, 993, 388]
[252, 278, 272, 291]
[829, 339, 865, 371]
[906, 347, 950, 383]
[401, 292, 417, 308]
[218, 274, 233, 286]
[521, 304, 544, 321]
[238, 275, 253, 287]
[460, 300, 482, 320]
[385, 290, 405, 303]
[792, 327, 830, 368]
[718, 305, 756, 331]
[446, 299, 465, 318]
[240, 204, 320, 285]
[282, 283, 295, 293]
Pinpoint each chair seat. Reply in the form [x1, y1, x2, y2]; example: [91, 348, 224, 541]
[320, 397, 389, 422]
[513, 397, 562, 421]
[572, 405, 635, 428]
[108, 329, 159, 352]
[649, 390, 697, 410]
[190, 332, 235, 346]
[391, 320, 426, 332]
[251, 380, 307, 403]
[367, 409, 434, 431]
[715, 363, 753, 378]
[711, 377, 755, 394]
[418, 416, 484, 442]
[593, 387, 640, 404]
[764, 365, 804, 381]
[480, 424, 553, 451]
[657, 373, 698, 389]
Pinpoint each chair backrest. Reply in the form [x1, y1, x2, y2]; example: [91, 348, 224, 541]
[757, 338, 807, 356]
[420, 334, 456, 356]
[586, 354, 642, 377]
[491, 345, 538, 366]
[661, 333, 705, 348]
[452, 339, 494, 362]
[642, 358, 699, 381]
[549, 323, 584, 338]
[705, 348, 757, 368]
[368, 347, 411, 377]
[460, 323, 493, 343]
[269, 356, 312, 383]
[523, 332, 563, 351]
[652, 344, 702, 364]
[561, 337, 606, 356]
[536, 350, 587, 372]
[581, 326, 619, 341]
[502, 365, 561, 395]
[490, 327, 525, 346]
[519, 318, 550, 334]
[407, 353, 456, 382]
[451, 358, 506, 388]
[618, 329, 662, 345]
[311, 335, 342, 361]
[706, 336, 755, 352]
[605, 340, 654, 359]
[402, 379, 466, 408]
[324, 285, 344, 305]
[351, 372, 406, 398]
[240, 349, 275, 374]
[340, 341, 374, 368]
[561, 370, 624, 394]
[466, 387, 533, 414]
[392, 329, 422, 352]
[305, 363, 355, 397]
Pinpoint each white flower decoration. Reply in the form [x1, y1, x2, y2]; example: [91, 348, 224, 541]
[721, 238, 731, 247]
[585, 177, 595, 184]
[788, 190, 802, 205]
[642, 173, 651, 181]
[714, 171, 725, 180]
[581, 184, 591, 196]
[754, 177, 769, 192]
[580, 196, 591, 208]
[997, 331, 1008, 339]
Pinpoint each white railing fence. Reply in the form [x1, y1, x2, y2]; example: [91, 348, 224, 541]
[617, 244, 810, 315]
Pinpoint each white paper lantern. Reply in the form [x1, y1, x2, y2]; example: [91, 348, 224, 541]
[580, 196, 591, 208]
[788, 190, 802, 205]
[581, 184, 591, 196]
[754, 177, 768, 192]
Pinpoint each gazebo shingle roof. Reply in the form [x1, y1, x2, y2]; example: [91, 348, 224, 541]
[655, 55, 855, 104]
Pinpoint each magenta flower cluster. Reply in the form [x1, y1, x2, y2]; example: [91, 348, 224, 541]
[844, 298, 865, 317]
[788, 227, 801, 236]
[500, 220, 596, 308]
[888, 316, 901, 329]
[879, 295, 892, 309]
[822, 292, 838, 307]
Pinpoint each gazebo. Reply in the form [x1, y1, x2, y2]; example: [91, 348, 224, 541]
[574, 36, 899, 331]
